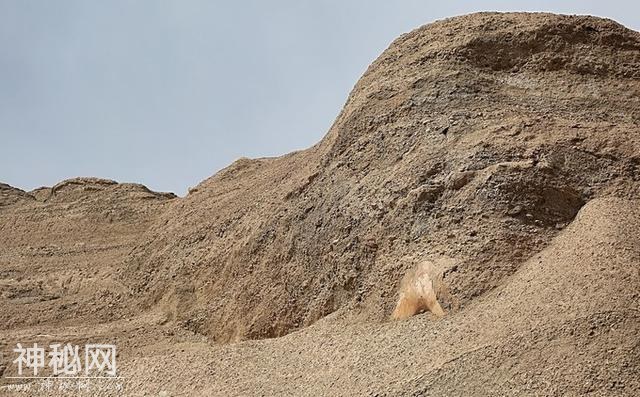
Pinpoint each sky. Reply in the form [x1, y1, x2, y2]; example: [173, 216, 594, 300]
[1, 1, 638, 196]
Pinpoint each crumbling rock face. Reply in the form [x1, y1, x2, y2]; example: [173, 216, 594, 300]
[114, 12, 640, 342]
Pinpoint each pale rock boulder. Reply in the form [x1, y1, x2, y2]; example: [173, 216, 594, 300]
[391, 259, 456, 319]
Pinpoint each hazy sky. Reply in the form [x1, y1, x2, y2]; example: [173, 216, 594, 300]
[1, 1, 638, 195]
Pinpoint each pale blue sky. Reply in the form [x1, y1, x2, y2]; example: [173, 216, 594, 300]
[1, 1, 638, 195]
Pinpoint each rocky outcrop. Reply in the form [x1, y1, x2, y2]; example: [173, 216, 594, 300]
[117, 12, 640, 342]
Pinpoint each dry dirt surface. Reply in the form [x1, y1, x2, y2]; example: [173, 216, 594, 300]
[1, 12, 640, 396]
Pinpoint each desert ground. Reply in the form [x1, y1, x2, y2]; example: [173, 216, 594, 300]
[1, 12, 639, 396]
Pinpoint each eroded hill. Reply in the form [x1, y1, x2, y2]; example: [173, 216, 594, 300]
[121, 12, 640, 343]
[1, 12, 639, 397]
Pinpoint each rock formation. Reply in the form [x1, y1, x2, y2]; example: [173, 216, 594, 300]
[1, 12, 639, 396]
